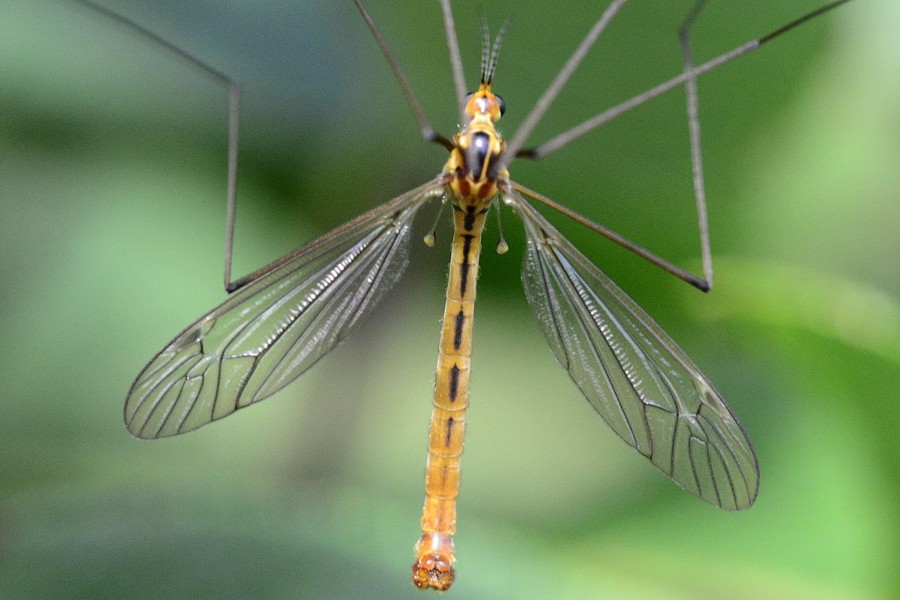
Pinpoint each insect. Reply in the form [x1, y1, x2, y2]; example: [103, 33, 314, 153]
[117, 0, 853, 591]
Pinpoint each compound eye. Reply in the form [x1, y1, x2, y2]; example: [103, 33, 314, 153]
[495, 94, 506, 117]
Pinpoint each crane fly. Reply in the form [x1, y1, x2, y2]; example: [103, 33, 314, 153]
[115, 0, 854, 591]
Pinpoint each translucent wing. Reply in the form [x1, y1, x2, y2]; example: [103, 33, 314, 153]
[508, 185, 759, 510]
[125, 179, 443, 439]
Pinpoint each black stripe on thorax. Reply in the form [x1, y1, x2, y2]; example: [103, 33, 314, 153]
[463, 205, 477, 231]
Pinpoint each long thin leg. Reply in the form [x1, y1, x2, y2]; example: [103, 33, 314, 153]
[519, 1, 853, 160]
[668, 0, 846, 290]
[513, 1, 852, 290]
[223, 83, 241, 292]
[679, 0, 714, 288]
[500, 0, 628, 165]
[73, 0, 245, 292]
[353, 0, 453, 150]
[75, 1, 452, 296]
[508, 182, 710, 291]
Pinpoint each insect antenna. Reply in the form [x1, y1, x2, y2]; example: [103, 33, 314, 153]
[479, 14, 491, 84]
[481, 16, 511, 84]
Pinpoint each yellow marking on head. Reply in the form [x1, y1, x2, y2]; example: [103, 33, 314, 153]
[464, 82, 505, 123]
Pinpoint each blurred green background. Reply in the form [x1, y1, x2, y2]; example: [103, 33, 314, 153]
[1, 1, 897, 598]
